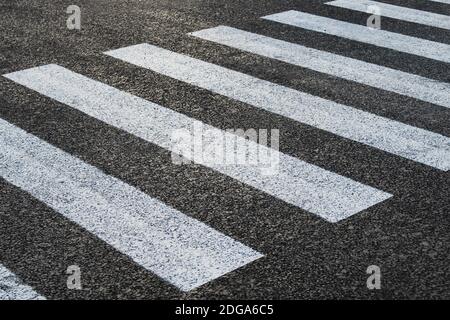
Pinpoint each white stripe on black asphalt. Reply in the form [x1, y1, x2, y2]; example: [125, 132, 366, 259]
[104, 44, 450, 171]
[0, 117, 263, 292]
[189, 26, 450, 109]
[431, 0, 450, 4]
[0, 264, 45, 300]
[326, 0, 450, 30]
[262, 10, 450, 63]
[3, 64, 391, 222]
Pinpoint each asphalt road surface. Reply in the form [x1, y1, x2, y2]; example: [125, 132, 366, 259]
[0, 0, 449, 300]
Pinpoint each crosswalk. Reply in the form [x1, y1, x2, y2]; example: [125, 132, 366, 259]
[3, 64, 391, 223]
[189, 26, 450, 109]
[0, 264, 44, 300]
[325, 0, 450, 30]
[0, 117, 262, 292]
[105, 44, 450, 171]
[1, 0, 449, 299]
[262, 10, 450, 63]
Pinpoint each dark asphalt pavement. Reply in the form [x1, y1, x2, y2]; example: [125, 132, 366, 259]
[0, 0, 449, 299]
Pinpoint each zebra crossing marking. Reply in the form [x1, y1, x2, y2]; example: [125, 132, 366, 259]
[0, 264, 45, 300]
[3, 64, 392, 222]
[326, 0, 450, 30]
[0, 117, 262, 292]
[1, 0, 448, 300]
[262, 10, 450, 63]
[430, 0, 450, 4]
[104, 44, 450, 171]
[189, 26, 450, 109]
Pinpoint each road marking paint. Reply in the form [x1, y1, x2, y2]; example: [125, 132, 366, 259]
[0, 116, 263, 291]
[3, 64, 392, 222]
[104, 44, 450, 171]
[262, 10, 450, 63]
[0, 264, 45, 300]
[431, 0, 450, 4]
[189, 26, 450, 109]
[430, 0, 450, 4]
[326, 0, 450, 30]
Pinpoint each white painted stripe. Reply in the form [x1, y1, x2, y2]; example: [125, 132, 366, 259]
[326, 0, 450, 30]
[189, 26, 450, 110]
[431, 0, 450, 4]
[3, 65, 392, 222]
[0, 264, 45, 300]
[262, 10, 450, 63]
[0, 117, 262, 291]
[104, 44, 450, 171]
